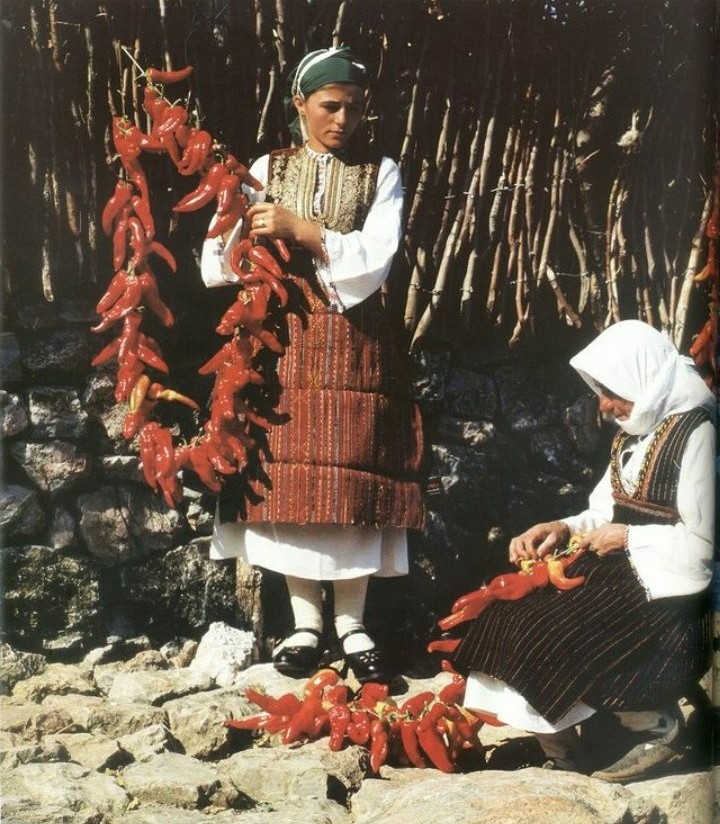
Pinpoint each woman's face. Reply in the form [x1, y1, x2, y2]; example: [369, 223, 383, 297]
[294, 84, 364, 153]
[597, 385, 634, 422]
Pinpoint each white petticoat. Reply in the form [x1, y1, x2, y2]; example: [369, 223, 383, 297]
[463, 671, 596, 734]
[209, 516, 409, 581]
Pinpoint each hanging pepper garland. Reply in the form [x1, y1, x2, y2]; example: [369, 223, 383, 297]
[92, 56, 291, 507]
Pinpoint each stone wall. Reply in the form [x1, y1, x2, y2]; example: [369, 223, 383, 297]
[1, 294, 612, 666]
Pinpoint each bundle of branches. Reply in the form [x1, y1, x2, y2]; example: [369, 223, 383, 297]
[2, 0, 716, 356]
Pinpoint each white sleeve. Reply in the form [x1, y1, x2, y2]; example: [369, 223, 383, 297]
[199, 156, 268, 288]
[315, 156, 403, 312]
[624, 420, 715, 599]
[563, 420, 715, 599]
[561, 464, 615, 534]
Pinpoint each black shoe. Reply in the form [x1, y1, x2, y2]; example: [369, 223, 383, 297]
[340, 630, 393, 684]
[272, 628, 323, 678]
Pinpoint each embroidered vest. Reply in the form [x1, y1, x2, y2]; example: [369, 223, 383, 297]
[265, 147, 379, 234]
[611, 407, 711, 525]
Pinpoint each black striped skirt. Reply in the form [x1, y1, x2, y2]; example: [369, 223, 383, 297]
[451, 552, 710, 724]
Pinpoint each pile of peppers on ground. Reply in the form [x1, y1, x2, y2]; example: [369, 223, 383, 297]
[93, 61, 291, 507]
[225, 541, 587, 773]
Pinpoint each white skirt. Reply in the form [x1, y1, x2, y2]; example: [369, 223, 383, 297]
[463, 671, 596, 733]
[209, 515, 409, 581]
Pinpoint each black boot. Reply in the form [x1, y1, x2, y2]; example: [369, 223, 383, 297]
[340, 629, 393, 684]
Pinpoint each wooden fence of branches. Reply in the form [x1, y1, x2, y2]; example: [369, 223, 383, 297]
[1, 0, 717, 358]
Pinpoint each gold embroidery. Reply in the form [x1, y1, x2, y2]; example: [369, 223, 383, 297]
[266, 148, 378, 233]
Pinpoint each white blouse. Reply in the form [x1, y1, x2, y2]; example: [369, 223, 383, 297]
[200, 152, 404, 312]
[562, 420, 715, 600]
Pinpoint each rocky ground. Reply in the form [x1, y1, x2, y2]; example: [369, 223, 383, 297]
[0, 622, 714, 824]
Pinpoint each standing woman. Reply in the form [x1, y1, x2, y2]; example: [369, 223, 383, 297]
[201, 47, 424, 683]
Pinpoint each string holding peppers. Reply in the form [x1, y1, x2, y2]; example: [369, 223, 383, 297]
[92, 51, 294, 507]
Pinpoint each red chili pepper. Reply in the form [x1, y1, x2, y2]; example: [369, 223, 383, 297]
[153, 105, 189, 137]
[369, 717, 389, 773]
[117, 310, 143, 365]
[127, 216, 150, 269]
[282, 696, 324, 744]
[215, 286, 284, 353]
[244, 688, 302, 717]
[173, 162, 227, 212]
[246, 244, 285, 279]
[399, 691, 435, 718]
[345, 710, 370, 745]
[269, 237, 291, 262]
[357, 682, 389, 710]
[426, 638, 460, 656]
[112, 204, 133, 270]
[178, 129, 213, 176]
[138, 425, 160, 490]
[90, 279, 143, 332]
[147, 65, 194, 85]
[303, 669, 340, 698]
[131, 196, 155, 239]
[689, 318, 715, 366]
[96, 269, 132, 313]
[136, 339, 169, 373]
[101, 181, 134, 236]
[416, 723, 455, 773]
[224, 154, 264, 191]
[149, 241, 177, 273]
[137, 270, 174, 327]
[223, 714, 270, 731]
[142, 85, 168, 123]
[438, 679, 466, 705]
[323, 683, 350, 705]
[206, 192, 249, 239]
[327, 704, 351, 751]
[189, 442, 222, 492]
[400, 719, 427, 768]
[91, 337, 121, 367]
[216, 173, 241, 215]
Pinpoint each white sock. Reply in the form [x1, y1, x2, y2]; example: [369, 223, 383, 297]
[333, 577, 375, 654]
[281, 575, 323, 649]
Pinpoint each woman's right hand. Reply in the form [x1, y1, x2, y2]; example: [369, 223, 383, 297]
[508, 521, 570, 565]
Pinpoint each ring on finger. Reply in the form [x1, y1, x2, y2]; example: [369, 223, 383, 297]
[257, 218, 265, 228]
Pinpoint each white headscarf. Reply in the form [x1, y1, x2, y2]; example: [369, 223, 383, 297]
[570, 320, 715, 436]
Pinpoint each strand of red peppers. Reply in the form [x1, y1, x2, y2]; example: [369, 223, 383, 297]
[93, 61, 291, 507]
[224, 544, 589, 772]
[688, 169, 718, 386]
[225, 668, 491, 774]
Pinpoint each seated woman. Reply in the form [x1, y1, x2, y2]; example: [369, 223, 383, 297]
[452, 319, 715, 782]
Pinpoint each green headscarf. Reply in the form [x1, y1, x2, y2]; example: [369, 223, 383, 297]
[284, 47, 368, 146]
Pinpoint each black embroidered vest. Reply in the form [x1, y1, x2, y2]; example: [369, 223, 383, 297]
[611, 407, 711, 525]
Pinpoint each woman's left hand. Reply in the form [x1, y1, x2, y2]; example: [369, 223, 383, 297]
[577, 523, 628, 557]
[247, 203, 324, 259]
[247, 203, 299, 241]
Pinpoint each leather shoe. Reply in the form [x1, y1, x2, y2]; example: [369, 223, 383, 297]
[272, 629, 322, 678]
[345, 647, 393, 683]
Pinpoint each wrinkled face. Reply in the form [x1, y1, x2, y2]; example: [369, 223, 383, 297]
[294, 83, 364, 153]
[597, 384, 634, 422]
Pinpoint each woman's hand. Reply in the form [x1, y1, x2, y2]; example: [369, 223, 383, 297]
[576, 523, 627, 557]
[247, 203, 325, 260]
[247, 203, 301, 241]
[508, 521, 570, 565]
